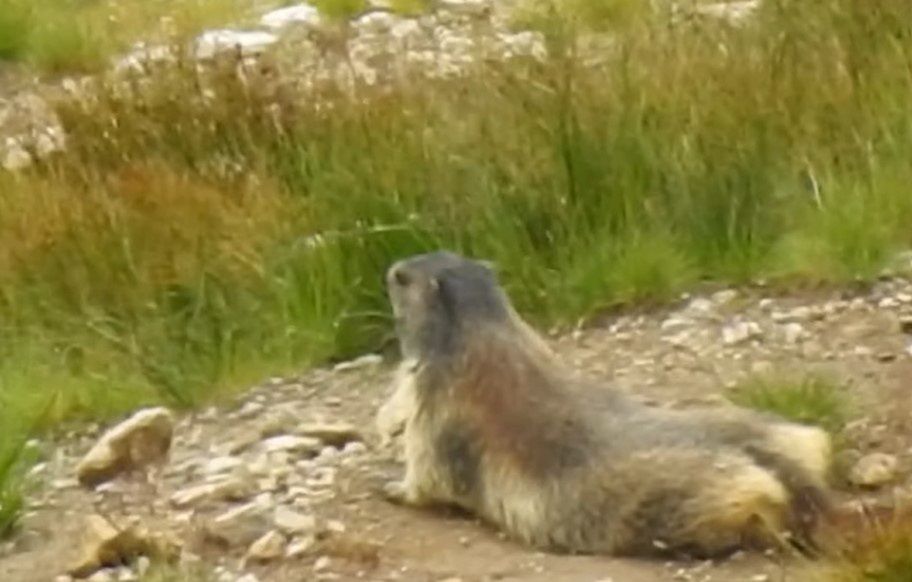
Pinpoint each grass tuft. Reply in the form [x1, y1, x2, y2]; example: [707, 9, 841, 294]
[727, 371, 852, 436]
[810, 511, 912, 582]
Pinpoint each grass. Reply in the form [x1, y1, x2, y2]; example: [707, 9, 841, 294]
[0, 0, 258, 74]
[0, 403, 45, 539]
[808, 512, 912, 582]
[726, 371, 852, 436]
[0, 0, 911, 538]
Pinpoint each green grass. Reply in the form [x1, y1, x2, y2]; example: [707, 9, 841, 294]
[0, 0, 257, 73]
[1, 0, 911, 536]
[727, 371, 852, 436]
[0, 402, 46, 539]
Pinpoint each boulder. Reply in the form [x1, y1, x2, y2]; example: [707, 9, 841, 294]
[75, 407, 174, 487]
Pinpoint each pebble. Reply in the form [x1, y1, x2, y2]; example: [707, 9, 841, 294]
[849, 453, 899, 488]
[274, 506, 317, 535]
[722, 321, 762, 345]
[246, 530, 287, 561]
[314, 556, 332, 572]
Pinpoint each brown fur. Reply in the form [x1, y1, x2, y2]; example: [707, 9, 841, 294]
[375, 251, 839, 558]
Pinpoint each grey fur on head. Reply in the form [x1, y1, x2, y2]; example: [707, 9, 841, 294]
[386, 250, 511, 360]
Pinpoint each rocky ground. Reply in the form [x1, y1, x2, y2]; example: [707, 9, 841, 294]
[2, 269, 912, 582]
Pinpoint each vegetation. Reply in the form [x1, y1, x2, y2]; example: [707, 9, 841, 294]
[727, 371, 852, 436]
[0, 0, 256, 73]
[810, 513, 912, 582]
[1, 0, 911, 538]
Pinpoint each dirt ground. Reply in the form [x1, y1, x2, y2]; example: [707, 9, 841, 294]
[2, 280, 911, 582]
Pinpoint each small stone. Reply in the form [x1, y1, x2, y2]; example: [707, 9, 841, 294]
[342, 441, 367, 456]
[87, 570, 115, 582]
[260, 4, 321, 30]
[135, 556, 151, 577]
[235, 402, 265, 419]
[286, 535, 316, 558]
[194, 30, 278, 60]
[782, 322, 806, 344]
[246, 530, 286, 562]
[201, 456, 245, 475]
[274, 506, 316, 535]
[722, 321, 762, 345]
[170, 477, 251, 507]
[332, 354, 382, 372]
[879, 297, 900, 309]
[205, 501, 272, 547]
[711, 289, 738, 304]
[314, 556, 331, 572]
[75, 407, 174, 487]
[849, 453, 899, 488]
[67, 515, 155, 578]
[2, 140, 33, 171]
[685, 297, 714, 314]
[235, 575, 260, 582]
[296, 422, 364, 447]
[259, 435, 322, 455]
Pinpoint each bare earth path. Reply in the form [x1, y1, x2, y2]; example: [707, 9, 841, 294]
[2, 277, 911, 582]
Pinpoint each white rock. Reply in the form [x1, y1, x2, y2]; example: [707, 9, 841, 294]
[260, 4, 321, 30]
[195, 30, 279, 60]
[722, 321, 762, 345]
[87, 570, 115, 582]
[313, 556, 332, 572]
[207, 501, 273, 547]
[246, 530, 286, 561]
[354, 11, 403, 35]
[75, 407, 174, 487]
[114, 43, 175, 73]
[274, 506, 316, 535]
[2, 139, 33, 171]
[782, 322, 807, 344]
[259, 435, 322, 455]
[849, 453, 899, 488]
[170, 477, 251, 507]
[390, 19, 423, 41]
[332, 353, 383, 372]
[135, 556, 151, 577]
[34, 127, 66, 158]
[685, 297, 714, 315]
[286, 535, 316, 558]
[437, 0, 491, 16]
[693, 0, 760, 23]
[202, 456, 245, 475]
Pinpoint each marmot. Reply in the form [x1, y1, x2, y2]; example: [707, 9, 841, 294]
[375, 250, 835, 557]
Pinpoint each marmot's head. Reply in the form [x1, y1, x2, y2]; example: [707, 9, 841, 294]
[386, 250, 510, 359]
